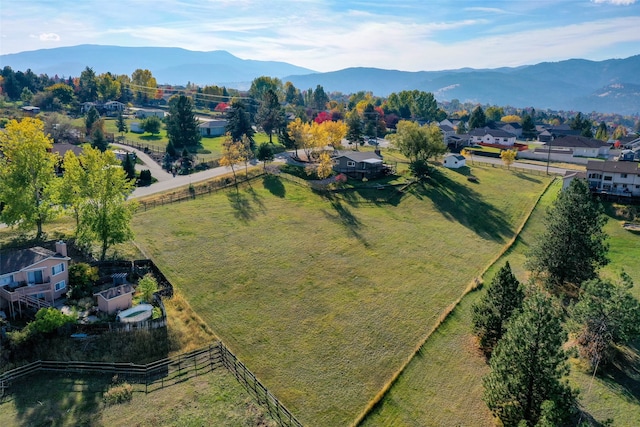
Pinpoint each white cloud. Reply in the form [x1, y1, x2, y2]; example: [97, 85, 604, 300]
[592, 0, 636, 5]
[39, 33, 61, 41]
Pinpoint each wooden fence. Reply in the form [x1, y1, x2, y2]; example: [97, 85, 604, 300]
[0, 341, 303, 427]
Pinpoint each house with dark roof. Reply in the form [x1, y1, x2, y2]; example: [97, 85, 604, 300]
[468, 127, 516, 146]
[198, 119, 228, 137]
[333, 151, 384, 179]
[548, 135, 610, 158]
[537, 125, 581, 143]
[443, 153, 466, 169]
[499, 122, 522, 138]
[563, 160, 640, 198]
[0, 241, 70, 318]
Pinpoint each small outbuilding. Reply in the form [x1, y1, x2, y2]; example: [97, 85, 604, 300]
[443, 153, 466, 169]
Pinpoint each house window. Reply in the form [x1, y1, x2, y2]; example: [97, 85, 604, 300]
[346, 161, 356, 167]
[603, 176, 612, 181]
[361, 163, 366, 170]
[52, 263, 65, 276]
[622, 184, 628, 188]
[27, 270, 44, 284]
[621, 174, 628, 178]
[54, 280, 66, 292]
[0, 275, 13, 286]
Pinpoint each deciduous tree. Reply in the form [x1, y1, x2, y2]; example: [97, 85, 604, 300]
[220, 135, 246, 187]
[527, 178, 608, 290]
[483, 291, 575, 427]
[256, 142, 274, 171]
[500, 149, 517, 169]
[142, 115, 162, 135]
[0, 118, 60, 239]
[75, 147, 136, 260]
[391, 120, 446, 176]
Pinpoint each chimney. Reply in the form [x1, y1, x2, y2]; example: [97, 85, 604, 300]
[55, 240, 68, 257]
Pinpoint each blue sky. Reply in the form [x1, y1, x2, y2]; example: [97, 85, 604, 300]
[1, 0, 639, 72]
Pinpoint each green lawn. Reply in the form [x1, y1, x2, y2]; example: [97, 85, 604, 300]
[131, 164, 551, 426]
[0, 370, 276, 427]
[364, 179, 640, 426]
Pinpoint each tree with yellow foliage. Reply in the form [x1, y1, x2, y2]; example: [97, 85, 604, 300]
[322, 120, 348, 150]
[0, 118, 60, 239]
[220, 134, 246, 188]
[500, 149, 518, 170]
[500, 115, 522, 124]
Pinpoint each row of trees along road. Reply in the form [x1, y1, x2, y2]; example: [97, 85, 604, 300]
[472, 179, 640, 426]
[0, 118, 136, 260]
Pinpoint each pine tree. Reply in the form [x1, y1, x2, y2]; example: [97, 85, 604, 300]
[521, 114, 536, 140]
[166, 95, 201, 150]
[468, 106, 487, 130]
[225, 100, 255, 146]
[345, 110, 364, 150]
[472, 262, 524, 356]
[527, 178, 608, 290]
[116, 110, 128, 138]
[483, 291, 575, 427]
[122, 153, 136, 181]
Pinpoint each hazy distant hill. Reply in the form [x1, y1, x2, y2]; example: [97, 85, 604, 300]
[285, 55, 640, 114]
[0, 44, 316, 86]
[2, 45, 639, 114]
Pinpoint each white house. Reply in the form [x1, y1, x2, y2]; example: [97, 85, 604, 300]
[129, 122, 143, 133]
[198, 119, 228, 137]
[443, 153, 466, 169]
[468, 127, 516, 146]
[548, 136, 609, 158]
[584, 160, 640, 196]
[133, 108, 166, 119]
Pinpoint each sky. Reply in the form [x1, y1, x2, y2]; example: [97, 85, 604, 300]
[1, 0, 639, 72]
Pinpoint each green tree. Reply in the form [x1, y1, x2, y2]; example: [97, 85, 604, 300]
[521, 114, 536, 140]
[249, 76, 283, 102]
[572, 273, 640, 369]
[166, 95, 201, 150]
[142, 115, 162, 135]
[456, 120, 467, 134]
[122, 153, 136, 181]
[468, 106, 487, 130]
[0, 118, 59, 239]
[391, 120, 446, 176]
[30, 307, 75, 334]
[97, 72, 121, 102]
[256, 89, 284, 143]
[91, 125, 109, 152]
[485, 106, 504, 122]
[20, 87, 33, 104]
[78, 66, 98, 102]
[68, 263, 99, 299]
[312, 84, 329, 111]
[483, 291, 575, 427]
[284, 81, 301, 105]
[345, 110, 364, 149]
[225, 100, 255, 145]
[595, 121, 608, 141]
[76, 147, 136, 260]
[527, 178, 608, 290]
[131, 68, 157, 104]
[569, 112, 593, 138]
[116, 110, 128, 138]
[256, 142, 274, 171]
[85, 105, 100, 134]
[58, 150, 86, 234]
[472, 262, 524, 356]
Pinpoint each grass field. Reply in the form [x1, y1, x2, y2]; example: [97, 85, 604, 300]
[131, 164, 551, 426]
[0, 369, 277, 427]
[362, 179, 640, 426]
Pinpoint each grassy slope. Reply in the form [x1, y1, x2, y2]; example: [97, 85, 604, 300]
[363, 179, 640, 426]
[0, 370, 276, 427]
[132, 165, 550, 426]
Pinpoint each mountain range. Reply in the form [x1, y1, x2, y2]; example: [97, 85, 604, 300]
[1, 45, 639, 115]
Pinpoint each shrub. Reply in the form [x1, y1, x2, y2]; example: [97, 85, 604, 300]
[137, 274, 158, 303]
[103, 382, 133, 406]
[68, 263, 99, 299]
[138, 169, 152, 186]
[31, 307, 75, 334]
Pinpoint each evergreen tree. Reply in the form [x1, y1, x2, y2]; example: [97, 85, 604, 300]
[483, 291, 575, 427]
[116, 110, 128, 138]
[521, 114, 536, 140]
[468, 106, 487, 129]
[312, 84, 329, 111]
[345, 110, 364, 149]
[472, 262, 524, 356]
[527, 178, 608, 290]
[91, 126, 109, 152]
[456, 120, 467, 135]
[595, 121, 608, 141]
[166, 95, 201, 150]
[572, 273, 640, 368]
[85, 105, 100, 134]
[166, 140, 177, 158]
[122, 153, 136, 181]
[225, 100, 255, 147]
[256, 89, 284, 143]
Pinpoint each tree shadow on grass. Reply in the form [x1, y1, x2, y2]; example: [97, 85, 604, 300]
[513, 171, 543, 184]
[409, 169, 513, 242]
[597, 341, 640, 404]
[321, 196, 369, 247]
[244, 185, 266, 214]
[262, 175, 286, 198]
[5, 373, 108, 427]
[227, 191, 257, 223]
